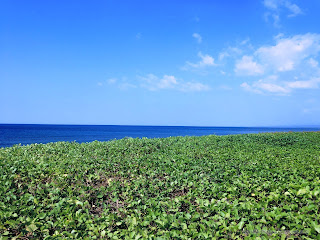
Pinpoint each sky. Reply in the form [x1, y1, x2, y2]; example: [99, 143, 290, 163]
[1, 0, 320, 127]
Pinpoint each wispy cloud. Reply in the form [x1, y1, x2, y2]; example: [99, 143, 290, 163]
[97, 77, 137, 90]
[136, 33, 142, 40]
[219, 85, 232, 91]
[193, 16, 200, 22]
[97, 78, 117, 86]
[180, 82, 210, 92]
[107, 78, 117, 84]
[140, 74, 178, 91]
[241, 77, 320, 95]
[303, 106, 320, 114]
[285, 1, 303, 17]
[285, 78, 320, 89]
[118, 82, 137, 90]
[263, 0, 303, 26]
[241, 80, 290, 95]
[219, 47, 242, 61]
[192, 33, 202, 43]
[308, 58, 319, 68]
[218, 38, 252, 61]
[139, 74, 210, 92]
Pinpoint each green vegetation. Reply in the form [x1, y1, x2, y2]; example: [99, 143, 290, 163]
[1, 132, 320, 239]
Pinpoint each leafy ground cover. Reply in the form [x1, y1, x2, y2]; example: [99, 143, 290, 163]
[0, 132, 320, 239]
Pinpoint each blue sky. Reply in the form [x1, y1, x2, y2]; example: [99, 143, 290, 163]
[1, 0, 320, 126]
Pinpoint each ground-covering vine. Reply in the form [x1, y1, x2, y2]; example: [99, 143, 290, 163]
[0, 132, 320, 239]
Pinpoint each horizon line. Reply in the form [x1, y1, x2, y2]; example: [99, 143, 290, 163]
[1, 123, 320, 128]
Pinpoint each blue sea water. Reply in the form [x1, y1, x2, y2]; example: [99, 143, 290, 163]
[0, 124, 319, 148]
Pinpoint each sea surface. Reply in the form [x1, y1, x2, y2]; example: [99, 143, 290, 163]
[0, 124, 319, 148]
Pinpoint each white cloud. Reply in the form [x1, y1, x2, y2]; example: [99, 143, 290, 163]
[157, 75, 178, 89]
[185, 52, 216, 69]
[234, 34, 320, 88]
[192, 33, 202, 43]
[235, 56, 264, 76]
[199, 52, 215, 65]
[256, 34, 320, 72]
[139, 74, 210, 92]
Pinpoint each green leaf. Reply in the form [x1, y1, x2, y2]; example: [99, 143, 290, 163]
[38, 213, 46, 219]
[311, 221, 320, 233]
[75, 200, 83, 206]
[238, 221, 245, 230]
[26, 223, 38, 232]
[182, 223, 188, 230]
[297, 188, 308, 195]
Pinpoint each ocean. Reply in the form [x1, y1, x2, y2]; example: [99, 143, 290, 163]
[0, 124, 319, 148]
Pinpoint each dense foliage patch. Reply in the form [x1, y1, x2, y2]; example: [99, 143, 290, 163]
[0, 132, 320, 239]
